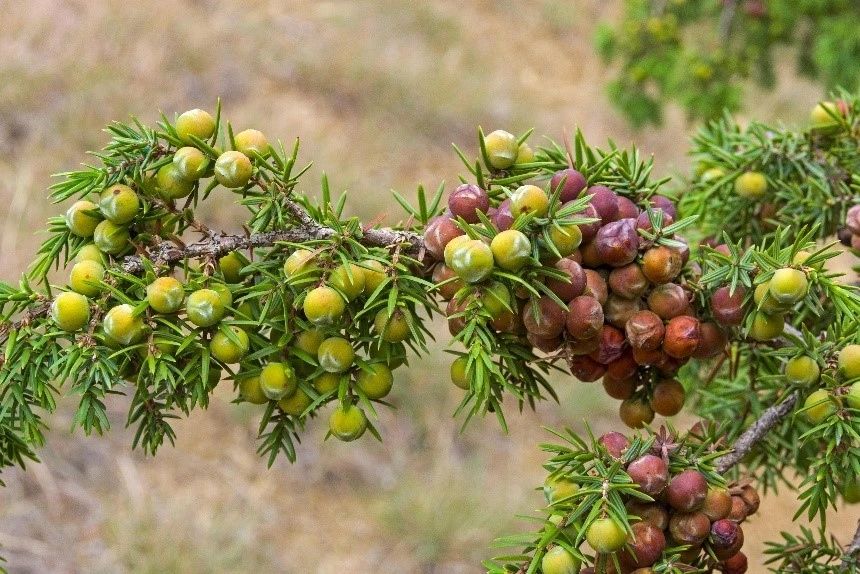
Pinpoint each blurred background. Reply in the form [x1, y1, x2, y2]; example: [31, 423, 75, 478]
[0, 1, 852, 572]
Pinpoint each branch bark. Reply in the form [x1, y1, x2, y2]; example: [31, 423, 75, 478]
[842, 520, 860, 570]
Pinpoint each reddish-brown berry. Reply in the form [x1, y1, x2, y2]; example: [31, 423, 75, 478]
[711, 286, 746, 326]
[608, 263, 649, 300]
[448, 183, 489, 223]
[667, 470, 708, 512]
[432, 263, 464, 300]
[598, 431, 630, 459]
[546, 258, 586, 302]
[720, 551, 748, 574]
[663, 316, 701, 359]
[693, 322, 727, 359]
[669, 511, 710, 545]
[523, 297, 567, 339]
[702, 488, 733, 521]
[627, 454, 669, 497]
[711, 519, 744, 560]
[620, 398, 655, 428]
[595, 219, 639, 267]
[587, 185, 620, 224]
[650, 379, 685, 416]
[621, 521, 666, 569]
[603, 375, 636, 400]
[648, 283, 689, 320]
[604, 294, 643, 329]
[551, 168, 587, 202]
[641, 246, 683, 284]
[627, 501, 669, 530]
[583, 270, 609, 305]
[567, 295, 604, 340]
[569, 355, 607, 382]
[424, 215, 463, 260]
[590, 324, 627, 365]
[626, 310, 665, 351]
[606, 350, 638, 380]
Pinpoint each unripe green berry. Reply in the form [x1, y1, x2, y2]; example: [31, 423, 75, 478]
[210, 326, 250, 364]
[65, 200, 101, 237]
[175, 109, 216, 144]
[515, 142, 535, 165]
[803, 389, 835, 424]
[314, 372, 341, 394]
[748, 312, 784, 341]
[356, 363, 394, 399]
[50, 292, 90, 332]
[754, 281, 790, 314]
[701, 166, 726, 182]
[838, 345, 860, 379]
[844, 482, 860, 504]
[218, 252, 244, 283]
[259, 362, 298, 400]
[173, 146, 210, 181]
[234, 129, 270, 157]
[373, 308, 411, 342]
[329, 404, 367, 442]
[156, 163, 194, 199]
[146, 277, 184, 314]
[768, 268, 808, 304]
[443, 235, 471, 269]
[210, 283, 233, 309]
[483, 129, 519, 170]
[317, 337, 355, 373]
[811, 102, 841, 127]
[846, 382, 860, 410]
[278, 389, 312, 416]
[329, 263, 366, 301]
[214, 150, 252, 188]
[103, 303, 146, 345]
[734, 171, 767, 199]
[93, 220, 130, 255]
[74, 244, 104, 264]
[544, 475, 579, 504]
[585, 517, 627, 553]
[294, 328, 326, 356]
[490, 229, 532, 271]
[510, 184, 550, 218]
[548, 224, 583, 257]
[185, 288, 226, 327]
[99, 184, 139, 225]
[541, 546, 581, 574]
[303, 286, 346, 325]
[360, 260, 387, 293]
[448, 239, 494, 283]
[784, 355, 820, 385]
[283, 249, 320, 283]
[238, 376, 268, 404]
[481, 281, 511, 319]
[450, 356, 470, 390]
[69, 260, 105, 297]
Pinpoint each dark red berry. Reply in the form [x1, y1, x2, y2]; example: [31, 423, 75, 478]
[650, 379, 685, 416]
[608, 263, 649, 300]
[669, 511, 710, 545]
[424, 215, 463, 260]
[616, 196, 640, 219]
[606, 350, 637, 380]
[567, 295, 604, 340]
[626, 454, 669, 497]
[546, 258, 586, 302]
[721, 551, 748, 574]
[648, 283, 689, 320]
[667, 470, 708, 512]
[448, 183, 489, 223]
[604, 294, 644, 329]
[603, 374, 636, 400]
[493, 199, 515, 231]
[577, 203, 603, 242]
[620, 521, 666, 569]
[693, 322, 727, 359]
[551, 168, 587, 202]
[711, 519, 744, 560]
[598, 431, 630, 459]
[649, 195, 677, 219]
[589, 324, 626, 365]
[583, 270, 608, 305]
[523, 297, 567, 339]
[587, 186, 620, 224]
[595, 219, 639, 267]
[711, 286, 746, 326]
[569, 355, 607, 382]
[627, 501, 669, 530]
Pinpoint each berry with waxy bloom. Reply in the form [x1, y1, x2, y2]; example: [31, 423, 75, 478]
[317, 337, 355, 373]
[186, 288, 226, 327]
[104, 303, 146, 345]
[69, 260, 105, 297]
[492, 198, 515, 231]
[768, 267, 808, 304]
[450, 356, 470, 390]
[175, 108, 215, 143]
[214, 150, 253, 188]
[173, 146, 209, 180]
[50, 292, 90, 332]
[608, 263, 649, 300]
[567, 295, 604, 340]
[303, 286, 346, 325]
[550, 168, 587, 202]
[666, 469, 708, 512]
[702, 488, 733, 521]
[491, 229, 532, 271]
[448, 238, 494, 283]
[328, 404, 367, 442]
[523, 296, 567, 339]
[598, 431, 629, 459]
[234, 128, 270, 157]
[448, 183, 489, 223]
[693, 322, 727, 358]
[483, 129, 519, 169]
[423, 215, 464, 260]
[626, 454, 669, 496]
[146, 277, 184, 314]
[620, 521, 666, 569]
[595, 219, 639, 266]
[99, 184, 139, 225]
[669, 511, 710, 545]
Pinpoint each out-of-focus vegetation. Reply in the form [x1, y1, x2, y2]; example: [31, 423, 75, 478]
[0, 1, 850, 572]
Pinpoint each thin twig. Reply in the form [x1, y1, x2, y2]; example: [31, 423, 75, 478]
[841, 520, 860, 570]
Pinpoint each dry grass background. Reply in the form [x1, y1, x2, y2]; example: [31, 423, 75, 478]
[0, 1, 855, 572]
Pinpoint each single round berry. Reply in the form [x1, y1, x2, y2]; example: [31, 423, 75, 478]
[278, 389, 312, 416]
[541, 546, 580, 574]
[550, 168, 587, 202]
[811, 101, 842, 127]
[173, 146, 209, 180]
[374, 308, 411, 342]
[710, 285, 746, 326]
[214, 150, 252, 188]
[768, 268, 808, 304]
[238, 376, 268, 404]
[566, 295, 604, 340]
[432, 263, 464, 300]
[99, 184, 139, 225]
[734, 171, 767, 199]
[710, 519, 744, 560]
[663, 316, 701, 359]
[627, 454, 669, 497]
[450, 356, 470, 390]
[424, 215, 464, 260]
[838, 344, 860, 379]
[448, 238, 494, 283]
[259, 362, 298, 400]
[283, 248, 320, 282]
[448, 183, 489, 223]
[234, 128, 270, 157]
[146, 277, 184, 314]
[701, 166, 726, 182]
[702, 488, 733, 521]
[93, 220, 130, 255]
[210, 326, 250, 364]
[218, 252, 244, 283]
[568, 355, 606, 382]
[847, 382, 860, 410]
[303, 286, 346, 325]
[784, 355, 820, 385]
[492, 198, 515, 231]
[625, 310, 665, 351]
[523, 296, 567, 339]
[608, 264, 648, 300]
[356, 363, 394, 399]
[585, 517, 627, 554]
[546, 258, 586, 302]
[621, 521, 666, 570]
[317, 337, 355, 373]
[803, 388, 835, 423]
[481, 281, 512, 319]
[103, 303, 146, 345]
[619, 398, 655, 429]
[175, 108, 216, 143]
[65, 200, 101, 237]
[483, 129, 519, 170]
[641, 246, 682, 284]
[590, 324, 626, 365]
[843, 481, 860, 504]
[583, 270, 608, 305]
[544, 475, 579, 504]
[490, 229, 532, 271]
[548, 224, 583, 257]
[650, 379, 685, 416]
[721, 551, 748, 574]
[666, 469, 708, 512]
[598, 431, 630, 459]
[604, 294, 643, 330]
[329, 262, 366, 301]
[586, 186, 620, 224]
[185, 288, 226, 327]
[668, 511, 710, 545]
[510, 184, 550, 218]
[626, 501, 668, 531]
[69, 260, 105, 297]
[50, 292, 90, 332]
[329, 404, 367, 442]
[748, 311, 784, 341]
[156, 163, 193, 199]
[515, 142, 535, 164]
[595, 219, 639, 267]
[314, 372, 341, 394]
[360, 259, 387, 293]
[75, 244, 104, 264]
[649, 195, 677, 219]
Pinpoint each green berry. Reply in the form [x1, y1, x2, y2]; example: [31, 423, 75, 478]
[214, 151, 252, 188]
[50, 292, 90, 332]
[238, 376, 268, 404]
[329, 263, 366, 301]
[103, 303, 146, 345]
[544, 475, 579, 504]
[99, 184, 139, 225]
[490, 229, 532, 271]
[811, 102, 841, 127]
[218, 252, 244, 283]
[838, 345, 860, 379]
[768, 268, 808, 304]
[234, 129, 270, 157]
[373, 308, 411, 342]
[74, 244, 104, 264]
[210, 326, 250, 363]
[360, 260, 387, 293]
[294, 328, 326, 356]
[314, 372, 341, 394]
[448, 239, 494, 283]
[65, 200, 101, 237]
[93, 220, 130, 255]
[482, 281, 511, 319]
[317, 337, 355, 373]
[515, 142, 535, 165]
[803, 389, 835, 424]
[443, 235, 472, 268]
[210, 283, 234, 309]
[278, 389, 312, 416]
[185, 288, 226, 327]
[356, 363, 394, 399]
[541, 546, 581, 574]
[303, 286, 346, 325]
[173, 146, 210, 181]
[701, 167, 726, 183]
[846, 382, 860, 410]
[156, 163, 194, 200]
[784, 355, 820, 385]
[510, 184, 550, 218]
[450, 356, 470, 390]
[844, 481, 860, 504]
[754, 281, 790, 314]
[259, 362, 298, 400]
[175, 109, 216, 144]
[734, 171, 767, 199]
[329, 404, 367, 442]
[548, 224, 583, 257]
[748, 312, 784, 341]
[585, 517, 627, 553]
[146, 277, 184, 314]
[69, 260, 105, 297]
[483, 129, 519, 170]
[283, 249, 320, 283]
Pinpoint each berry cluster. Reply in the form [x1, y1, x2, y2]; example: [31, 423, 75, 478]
[425, 132, 710, 427]
[798, 344, 860, 425]
[838, 204, 860, 252]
